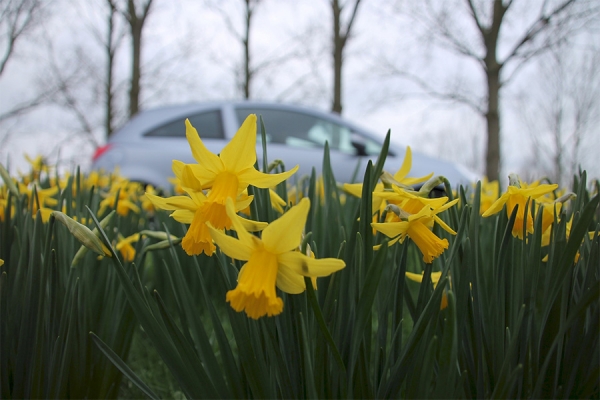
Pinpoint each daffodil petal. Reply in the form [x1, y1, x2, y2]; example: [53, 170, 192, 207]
[188, 190, 208, 205]
[269, 189, 287, 214]
[384, 236, 403, 247]
[208, 225, 253, 260]
[40, 207, 54, 223]
[430, 271, 442, 283]
[171, 210, 194, 224]
[223, 197, 254, 246]
[236, 165, 299, 189]
[185, 119, 223, 174]
[405, 271, 424, 283]
[235, 194, 254, 211]
[172, 159, 185, 179]
[482, 193, 509, 217]
[278, 251, 345, 277]
[220, 114, 257, 172]
[405, 271, 442, 284]
[276, 265, 306, 294]
[393, 146, 412, 181]
[184, 164, 217, 189]
[401, 173, 434, 186]
[343, 182, 382, 198]
[372, 221, 409, 238]
[434, 215, 457, 235]
[180, 164, 204, 192]
[433, 198, 459, 214]
[146, 193, 196, 211]
[238, 215, 267, 232]
[262, 198, 309, 254]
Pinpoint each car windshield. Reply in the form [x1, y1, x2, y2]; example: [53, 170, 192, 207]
[235, 107, 382, 156]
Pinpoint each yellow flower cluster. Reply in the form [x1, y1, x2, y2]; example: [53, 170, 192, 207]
[0, 155, 150, 264]
[482, 174, 560, 239]
[481, 173, 599, 263]
[343, 147, 459, 264]
[146, 115, 346, 319]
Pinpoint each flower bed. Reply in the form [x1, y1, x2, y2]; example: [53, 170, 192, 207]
[1, 117, 598, 398]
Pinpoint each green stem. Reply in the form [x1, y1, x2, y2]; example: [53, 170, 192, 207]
[304, 277, 347, 395]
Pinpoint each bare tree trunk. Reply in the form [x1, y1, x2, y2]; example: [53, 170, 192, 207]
[124, 0, 153, 118]
[243, 0, 252, 99]
[331, 0, 343, 114]
[330, 0, 362, 115]
[481, 0, 506, 182]
[485, 70, 501, 182]
[130, 27, 141, 117]
[105, 0, 118, 137]
[553, 108, 564, 183]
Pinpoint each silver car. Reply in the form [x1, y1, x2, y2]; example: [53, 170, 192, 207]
[91, 101, 477, 189]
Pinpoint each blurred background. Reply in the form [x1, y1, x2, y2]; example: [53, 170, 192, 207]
[1, 0, 599, 186]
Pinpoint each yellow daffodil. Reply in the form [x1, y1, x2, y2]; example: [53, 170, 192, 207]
[0, 186, 8, 222]
[170, 115, 298, 236]
[86, 170, 112, 191]
[20, 154, 51, 183]
[18, 183, 58, 222]
[116, 233, 141, 262]
[141, 185, 158, 213]
[0, 259, 4, 267]
[184, 114, 298, 195]
[208, 197, 345, 319]
[372, 199, 458, 263]
[477, 178, 500, 215]
[237, 188, 288, 215]
[343, 146, 433, 213]
[482, 174, 558, 239]
[148, 115, 298, 256]
[540, 208, 597, 264]
[269, 189, 288, 214]
[405, 271, 448, 309]
[98, 180, 141, 217]
[147, 164, 265, 256]
[375, 185, 450, 222]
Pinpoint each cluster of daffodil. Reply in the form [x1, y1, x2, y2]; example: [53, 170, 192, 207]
[480, 173, 600, 262]
[344, 147, 459, 264]
[145, 115, 346, 319]
[482, 173, 561, 239]
[0, 156, 158, 264]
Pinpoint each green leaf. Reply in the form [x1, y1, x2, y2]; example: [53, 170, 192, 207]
[90, 332, 160, 400]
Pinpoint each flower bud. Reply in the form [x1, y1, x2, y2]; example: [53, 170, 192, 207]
[52, 211, 112, 257]
[0, 163, 19, 196]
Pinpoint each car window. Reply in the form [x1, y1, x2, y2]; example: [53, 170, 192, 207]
[144, 110, 224, 138]
[235, 107, 381, 155]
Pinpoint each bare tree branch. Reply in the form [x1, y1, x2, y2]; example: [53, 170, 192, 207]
[416, 0, 486, 65]
[379, 59, 486, 115]
[0, 0, 45, 76]
[42, 39, 102, 148]
[0, 93, 49, 122]
[500, 0, 578, 65]
[339, 0, 362, 41]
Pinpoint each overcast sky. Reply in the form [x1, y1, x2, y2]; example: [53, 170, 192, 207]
[1, 0, 599, 184]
